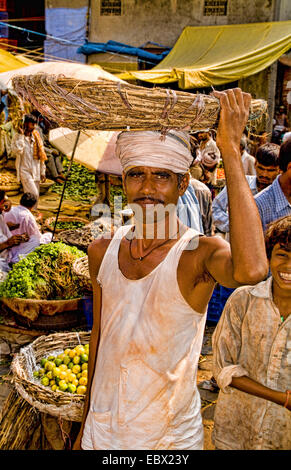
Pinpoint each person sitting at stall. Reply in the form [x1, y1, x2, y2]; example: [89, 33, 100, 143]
[3, 192, 52, 264]
[0, 190, 29, 272]
[212, 214, 291, 450]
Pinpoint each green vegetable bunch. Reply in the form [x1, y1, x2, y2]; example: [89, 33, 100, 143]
[52, 158, 97, 202]
[50, 221, 86, 231]
[0, 242, 86, 300]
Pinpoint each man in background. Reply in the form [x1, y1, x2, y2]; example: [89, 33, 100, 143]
[255, 137, 291, 231]
[213, 143, 280, 239]
[11, 114, 47, 201]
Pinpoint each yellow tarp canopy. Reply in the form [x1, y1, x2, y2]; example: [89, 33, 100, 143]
[118, 21, 291, 88]
[0, 49, 34, 74]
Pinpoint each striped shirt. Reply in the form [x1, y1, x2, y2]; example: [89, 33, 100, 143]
[254, 175, 291, 232]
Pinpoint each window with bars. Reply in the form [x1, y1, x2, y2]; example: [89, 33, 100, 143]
[100, 0, 122, 16]
[203, 0, 228, 16]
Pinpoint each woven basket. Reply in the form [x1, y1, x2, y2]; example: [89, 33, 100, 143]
[44, 215, 89, 233]
[11, 331, 90, 421]
[72, 256, 92, 293]
[0, 183, 20, 191]
[12, 74, 268, 132]
[39, 178, 55, 194]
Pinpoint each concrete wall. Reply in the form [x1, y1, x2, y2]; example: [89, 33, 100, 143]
[88, 0, 277, 48]
[278, 0, 291, 20]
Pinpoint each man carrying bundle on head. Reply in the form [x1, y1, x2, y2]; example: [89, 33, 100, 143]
[73, 89, 269, 451]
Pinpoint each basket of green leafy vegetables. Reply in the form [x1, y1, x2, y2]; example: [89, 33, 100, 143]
[0, 242, 86, 321]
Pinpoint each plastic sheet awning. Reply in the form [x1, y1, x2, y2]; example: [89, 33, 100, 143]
[0, 49, 34, 75]
[78, 40, 171, 63]
[118, 21, 291, 88]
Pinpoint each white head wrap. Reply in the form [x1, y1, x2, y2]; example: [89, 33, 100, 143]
[115, 130, 193, 174]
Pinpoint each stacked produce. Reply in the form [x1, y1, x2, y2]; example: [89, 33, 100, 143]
[52, 158, 97, 203]
[0, 170, 20, 188]
[50, 220, 86, 231]
[0, 242, 85, 300]
[58, 218, 113, 251]
[33, 343, 89, 395]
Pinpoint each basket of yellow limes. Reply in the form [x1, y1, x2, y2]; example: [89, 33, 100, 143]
[11, 331, 90, 422]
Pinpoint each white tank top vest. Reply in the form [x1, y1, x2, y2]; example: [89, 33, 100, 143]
[82, 225, 206, 450]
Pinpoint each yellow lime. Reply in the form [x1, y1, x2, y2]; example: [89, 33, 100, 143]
[63, 355, 70, 365]
[81, 363, 88, 371]
[76, 385, 87, 395]
[67, 383, 77, 394]
[81, 370, 88, 378]
[59, 371, 67, 381]
[50, 380, 56, 386]
[38, 368, 45, 377]
[73, 355, 80, 365]
[59, 364, 68, 371]
[46, 371, 53, 380]
[64, 349, 71, 356]
[47, 355, 56, 362]
[40, 358, 47, 367]
[75, 346, 85, 356]
[41, 376, 49, 386]
[72, 379, 79, 387]
[72, 364, 81, 375]
[52, 367, 61, 378]
[69, 349, 76, 359]
[55, 358, 63, 367]
[78, 377, 87, 386]
[68, 362, 74, 370]
[44, 361, 55, 371]
[33, 371, 39, 378]
[59, 381, 68, 392]
[80, 353, 88, 363]
[57, 353, 65, 361]
[67, 372, 76, 383]
[51, 384, 58, 392]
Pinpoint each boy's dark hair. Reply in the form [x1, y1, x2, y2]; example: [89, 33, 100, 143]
[256, 143, 280, 167]
[24, 114, 37, 125]
[278, 138, 291, 173]
[0, 189, 6, 202]
[20, 192, 38, 209]
[265, 215, 291, 259]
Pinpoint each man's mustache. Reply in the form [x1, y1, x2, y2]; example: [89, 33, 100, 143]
[133, 197, 165, 204]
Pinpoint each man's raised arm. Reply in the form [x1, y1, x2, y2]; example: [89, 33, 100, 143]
[205, 89, 268, 286]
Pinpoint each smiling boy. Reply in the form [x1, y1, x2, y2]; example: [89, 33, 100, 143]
[212, 215, 291, 450]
